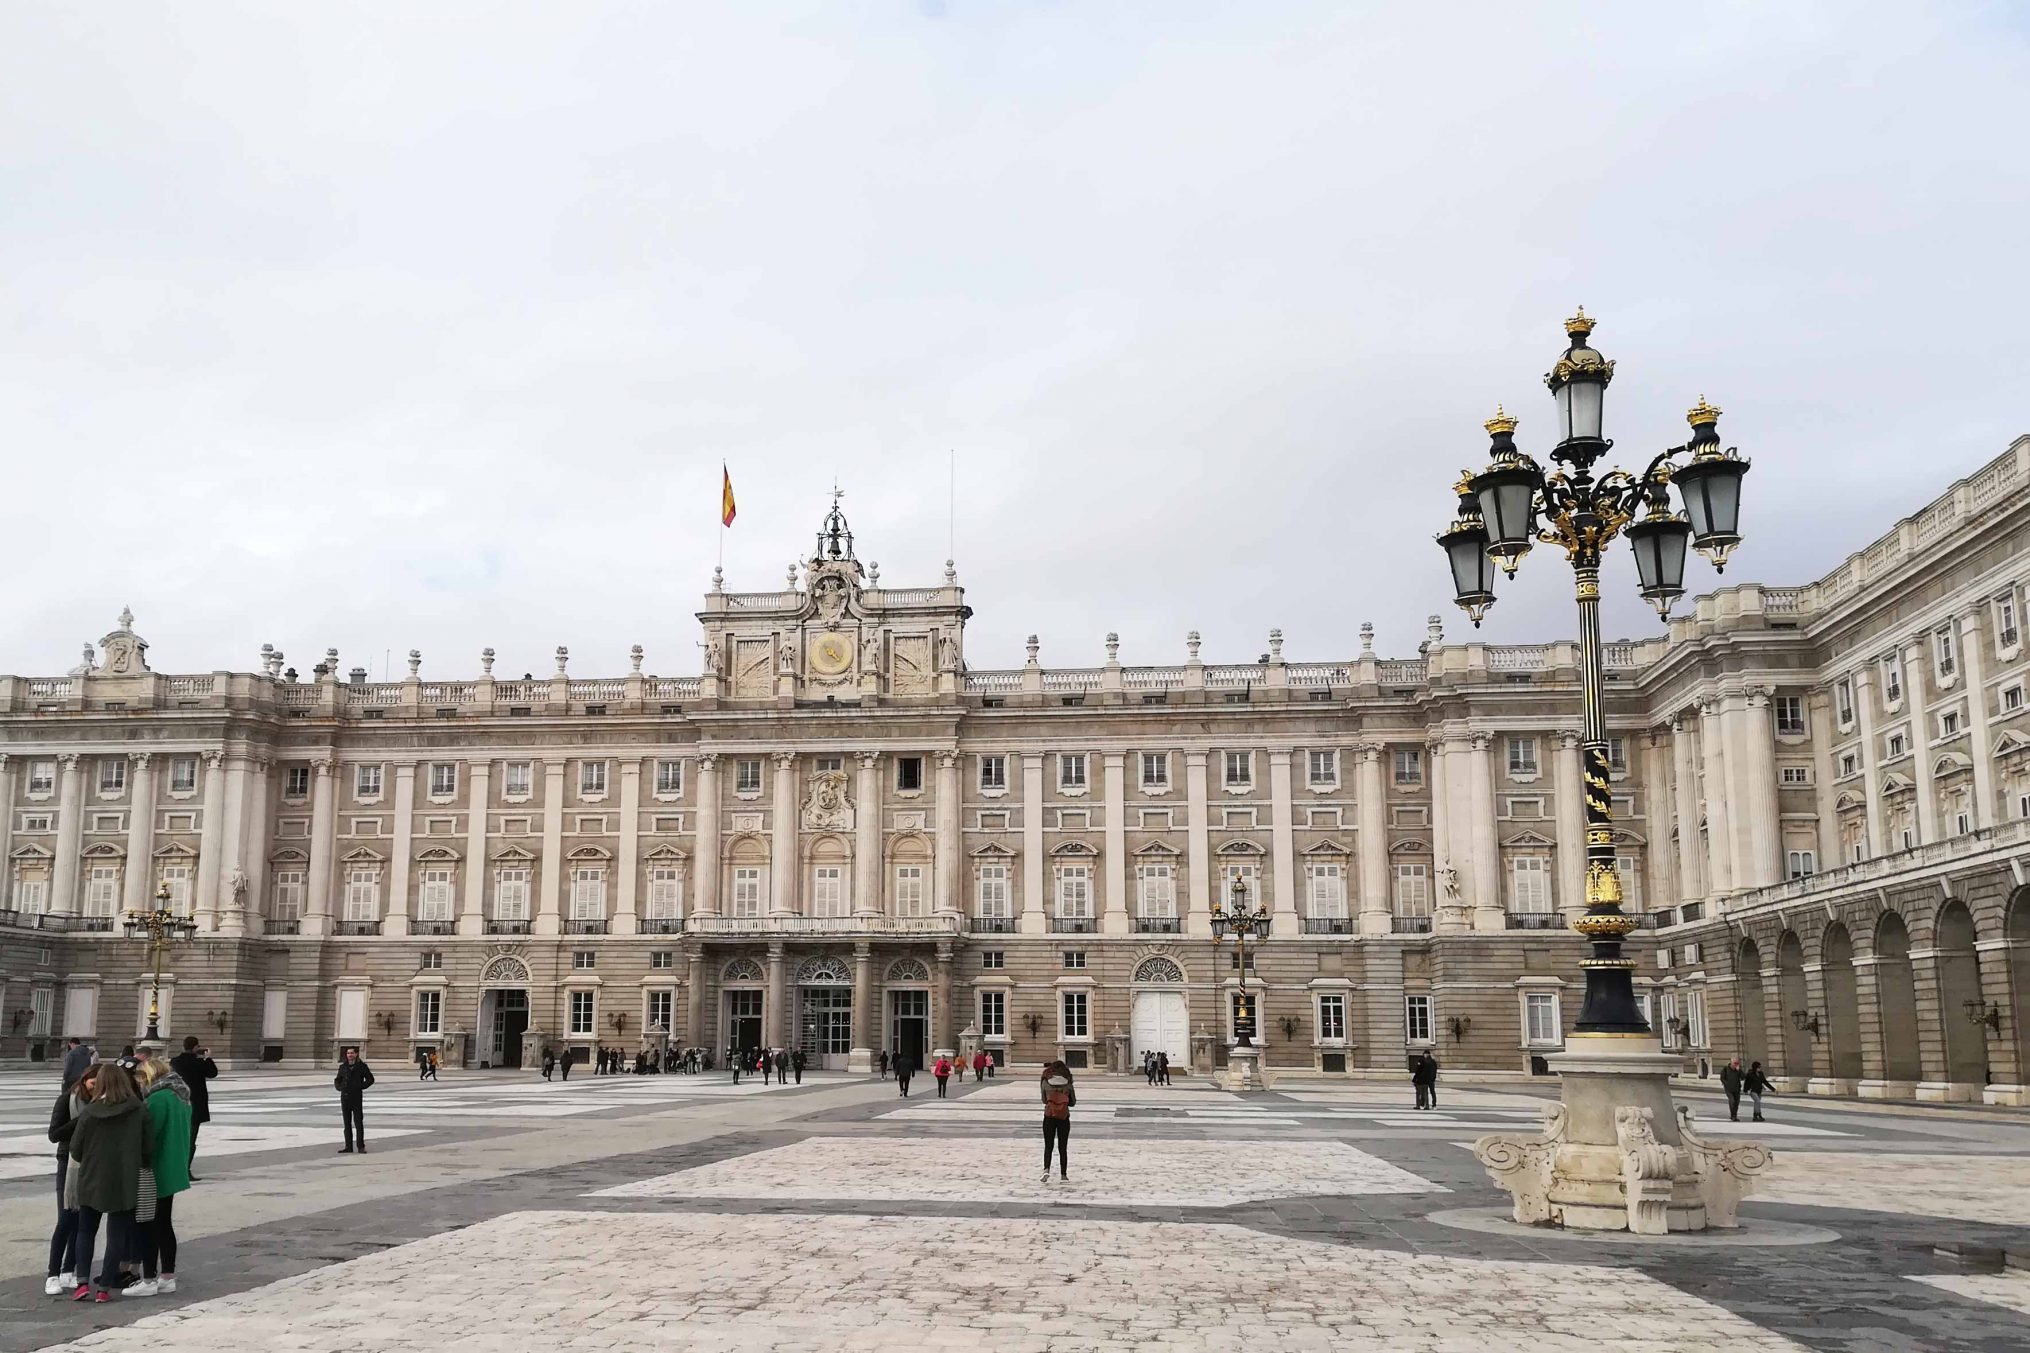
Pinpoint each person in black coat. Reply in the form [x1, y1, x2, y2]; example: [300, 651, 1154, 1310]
[791, 1049, 805, 1084]
[1719, 1057, 1746, 1121]
[169, 1037, 218, 1177]
[1744, 1060, 1775, 1122]
[1411, 1052, 1440, 1110]
[894, 1052, 916, 1098]
[334, 1047, 375, 1154]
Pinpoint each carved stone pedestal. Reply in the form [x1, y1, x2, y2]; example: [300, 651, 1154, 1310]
[1474, 1037, 1772, 1233]
[1221, 1045, 1270, 1091]
[847, 1047, 874, 1074]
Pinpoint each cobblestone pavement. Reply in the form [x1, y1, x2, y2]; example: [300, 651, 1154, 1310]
[2, 1069, 2028, 1351]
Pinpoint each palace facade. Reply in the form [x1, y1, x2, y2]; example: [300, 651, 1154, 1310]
[3, 445, 2027, 1094]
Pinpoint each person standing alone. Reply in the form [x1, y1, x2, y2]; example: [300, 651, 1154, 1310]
[168, 1037, 216, 1179]
[1040, 1059, 1075, 1183]
[1719, 1057, 1746, 1121]
[335, 1046, 374, 1154]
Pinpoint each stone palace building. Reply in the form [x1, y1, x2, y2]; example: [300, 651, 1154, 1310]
[2, 447, 2027, 1097]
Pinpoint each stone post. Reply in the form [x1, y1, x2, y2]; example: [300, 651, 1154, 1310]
[764, 942, 787, 1049]
[849, 942, 874, 1072]
[1269, 749, 1299, 937]
[1468, 735, 1502, 932]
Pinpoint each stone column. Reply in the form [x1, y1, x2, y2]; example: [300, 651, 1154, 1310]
[1671, 714, 1704, 903]
[849, 942, 874, 1071]
[1101, 752, 1129, 934]
[1960, 611, 1997, 826]
[1808, 694, 1842, 868]
[1269, 748, 1300, 937]
[1427, 739, 1449, 884]
[1741, 688, 1782, 888]
[1356, 744, 1390, 936]
[1851, 954, 1888, 1086]
[1720, 688, 1759, 887]
[1977, 938, 2021, 1100]
[1020, 752, 1046, 935]
[1697, 702, 1734, 894]
[1907, 946, 1955, 1099]
[934, 942, 954, 1056]
[458, 761, 488, 935]
[769, 752, 798, 916]
[51, 754, 84, 915]
[694, 755, 721, 916]
[1185, 750, 1212, 938]
[194, 751, 228, 927]
[764, 942, 787, 1048]
[387, 762, 417, 936]
[536, 758, 565, 935]
[1853, 668, 1884, 857]
[243, 757, 272, 934]
[1554, 732, 1586, 921]
[303, 756, 335, 935]
[1800, 962, 1830, 1089]
[212, 755, 249, 934]
[935, 751, 962, 919]
[615, 759, 642, 936]
[123, 753, 157, 913]
[1903, 640, 1937, 844]
[1468, 734, 1502, 932]
[685, 950, 707, 1051]
[1642, 732, 1673, 910]
[854, 753, 881, 916]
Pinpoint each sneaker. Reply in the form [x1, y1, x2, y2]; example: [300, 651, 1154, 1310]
[1041, 1172, 1051, 1184]
[58, 1271, 75, 1288]
[157, 1276, 176, 1295]
[71, 1286, 91, 1302]
[125, 1279, 158, 1298]
[94, 1291, 111, 1304]
[44, 1277, 62, 1296]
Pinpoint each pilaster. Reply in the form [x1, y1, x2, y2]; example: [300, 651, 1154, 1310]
[458, 761, 488, 936]
[1468, 734, 1502, 932]
[694, 755, 721, 916]
[769, 752, 798, 917]
[1959, 610, 1997, 826]
[1355, 743, 1389, 936]
[302, 756, 335, 936]
[52, 754, 84, 916]
[1269, 748, 1300, 937]
[935, 750, 962, 919]
[615, 759, 641, 935]
[386, 762, 417, 936]
[123, 753, 156, 913]
[1101, 752, 1128, 934]
[1020, 752, 1046, 935]
[1903, 640, 1937, 843]
[1554, 731, 1585, 922]
[854, 753, 881, 917]
[536, 758, 565, 936]
[1184, 750, 1212, 938]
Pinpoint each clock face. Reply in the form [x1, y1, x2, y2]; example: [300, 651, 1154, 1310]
[810, 632, 854, 676]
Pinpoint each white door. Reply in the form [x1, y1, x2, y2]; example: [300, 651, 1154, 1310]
[1130, 991, 1190, 1066]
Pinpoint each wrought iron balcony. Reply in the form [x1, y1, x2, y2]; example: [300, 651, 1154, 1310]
[266, 919, 302, 936]
[37, 913, 116, 933]
[1051, 915, 1097, 934]
[484, 918, 531, 936]
[641, 918, 685, 935]
[566, 918, 609, 935]
[1392, 914, 1434, 934]
[1301, 917, 1352, 935]
[412, 920, 457, 936]
[970, 915, 1017, 933]
[1505, 911, 1563, 930]
[335, 920, 381, 936]
[1134, 916, 1182, 934]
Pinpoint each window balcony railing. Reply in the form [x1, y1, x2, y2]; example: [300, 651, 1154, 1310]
[1051, 915, 1097, 934]
[640, 918, 685, 935]
[0, 908, 20, 930]
[1301, 917, 1352, 935]
[566, 918, 609, 935]
[685, 915, 961, 936]
[1506, 911, 1563, 930]
[267, 918, 302, 935]
[37, 913, 116, 933]
[1134, 916, 1181, 934]
[336, 920, 381, 936]
[970, 915, 1017, 933]
[1392, 914, 1433, 934]
[412, 920, 456, 936]
[485, 918, 531, 936]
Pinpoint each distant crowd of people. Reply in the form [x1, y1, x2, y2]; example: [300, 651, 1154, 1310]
[727, 1047, 806, 1085]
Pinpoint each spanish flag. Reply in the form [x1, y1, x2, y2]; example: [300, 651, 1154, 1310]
[721, 465, 737, 527]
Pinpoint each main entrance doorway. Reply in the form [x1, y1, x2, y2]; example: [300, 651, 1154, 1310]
[799, 988, 853, 1070]
[486, 989, 529, 1069]
[889, 989, 928, 1068]
[726, 989, 763, 1061]
[1131, 990, 1189, 1067]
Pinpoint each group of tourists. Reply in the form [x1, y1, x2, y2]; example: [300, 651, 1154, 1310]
[1719, 1057, 1778, 1121]
[44, 1035, 214, 1303]
[1140, 1051, 1173, 1085]
[728, 1047, 805, 1085]
[878, 1048, 994, 1097]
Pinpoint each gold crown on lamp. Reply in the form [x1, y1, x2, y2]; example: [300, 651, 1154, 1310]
[1686, 395, 1722, 427]
[1483, 404, 1518, 436]
[1563, 306, 1596, 337]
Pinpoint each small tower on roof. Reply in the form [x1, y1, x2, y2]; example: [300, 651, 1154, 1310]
[814, 484, 857, 567]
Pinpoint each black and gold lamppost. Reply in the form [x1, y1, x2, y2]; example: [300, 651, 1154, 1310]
[1437, 310, 1748, 1038]
[124, 883, 198, 1045]
[1211, 875, 1272, 1049]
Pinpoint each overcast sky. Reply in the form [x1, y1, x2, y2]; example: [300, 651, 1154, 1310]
[3, 4, 2027, 681]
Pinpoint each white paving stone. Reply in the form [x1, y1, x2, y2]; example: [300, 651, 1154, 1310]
[0, 1125, 426, 1179]
[36, 1210, 1809, 1352]
[595, 1135, 1442, 1205]
[1753, 1151, 2030, 1224]
[1908, 1270, 2030, 1319]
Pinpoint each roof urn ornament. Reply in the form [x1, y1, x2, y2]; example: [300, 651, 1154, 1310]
[1360, 622, 1374, 654]
[1186, 631, 1202, 663]
[407, 649, 422, 679]
[481, 647, 496, 676]
[629, 644, 644, 674]
[1268, 628, 1284, 663]
[1024, 634, 1040, 667]
[554, 645, 569, 676]
[1105, 632, 1120, 665]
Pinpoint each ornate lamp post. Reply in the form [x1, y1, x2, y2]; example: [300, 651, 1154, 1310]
[1447, 311, 1762, 1234]
[1211, 875, 1272, 1086]
[124, 883, 198, 1046]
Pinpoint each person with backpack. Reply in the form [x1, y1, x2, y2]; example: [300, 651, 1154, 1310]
[1040, 1060, 1076, 1183]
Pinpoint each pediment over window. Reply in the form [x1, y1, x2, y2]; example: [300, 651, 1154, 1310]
[341, 845, 386, 863]
[565, 844, 612, 861]
[1131, 841, 1180, 857]
[1215, 839, 1265, 857]
[268, 847, 308, 865]
[1050, 840, 1097, 857]
[415, 845, 462, 863]
[1834, 789, 1866, 812]
[971, 841, 1016, 858]
[1302, 838, 1351, 856]
[1501, 829, 1558, 849]
[9, 842, 53, 860]
[1932, 753, 1971, 777]
[1880, 772, 1914, 795]
[81, 842, 126, 859]
[1994, 730, 2030, 759]
[1388, 838, 1431, 855]
[491, 844, 538, 863]
[1608, 828, 1647, 847]
[152, 842, 197, 859]
[644, 843, 689, 861]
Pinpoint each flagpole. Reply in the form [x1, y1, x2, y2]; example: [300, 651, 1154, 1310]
[718, 460, 727, 572]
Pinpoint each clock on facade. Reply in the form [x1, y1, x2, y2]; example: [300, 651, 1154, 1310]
[810, 632, 854, 676]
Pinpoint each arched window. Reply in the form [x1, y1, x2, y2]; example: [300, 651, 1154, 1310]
[1133, 956, 1185, 983]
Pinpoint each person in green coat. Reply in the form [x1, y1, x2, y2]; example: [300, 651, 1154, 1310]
[67, 1062, 152, 1302]
[132, 1058, 192, 1295]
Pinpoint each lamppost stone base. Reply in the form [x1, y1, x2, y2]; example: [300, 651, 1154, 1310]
[1221, 1045, 1269, 1091]
[847, 1046, 874, 1074]
[1474, 1037, 1773, 1234]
